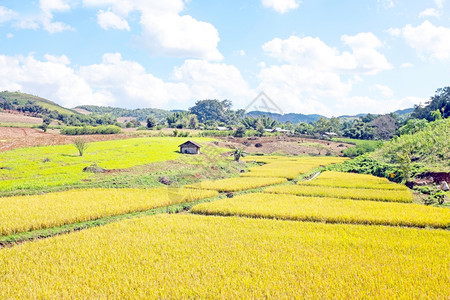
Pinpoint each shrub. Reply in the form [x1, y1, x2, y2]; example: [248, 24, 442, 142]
[61, 125, 122, 135]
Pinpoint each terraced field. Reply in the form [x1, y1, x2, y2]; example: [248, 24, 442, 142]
[0, 152, 448, 299]
[191, 193, 449, 228]
[0, 215, 448, 299]
[0, 188, 217, 236]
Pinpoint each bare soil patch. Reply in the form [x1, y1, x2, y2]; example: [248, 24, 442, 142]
[0, 112, 43, 124]
[214, 136, 351, 156]
[0, 127, 131, 152]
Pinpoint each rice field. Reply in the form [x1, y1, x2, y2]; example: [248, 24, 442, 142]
[185, 176, 286, 192]
[265, 184, 413, 202]
[0, 214, 448, 299]
[299, 171, 408, 190]
[191, 193, 449, 228]
[0, 188, 217, 236]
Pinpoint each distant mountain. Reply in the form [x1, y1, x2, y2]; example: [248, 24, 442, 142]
[0, 91, 77, 115]
[246, 111, 324, 123]
[74, 105, 171, 122]
[393, 107, 414, 116]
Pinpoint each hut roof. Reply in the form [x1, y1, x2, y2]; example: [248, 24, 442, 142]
[178, 140, 202, 148]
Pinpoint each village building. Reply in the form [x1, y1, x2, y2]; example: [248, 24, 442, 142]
[179, 140, 201, 154]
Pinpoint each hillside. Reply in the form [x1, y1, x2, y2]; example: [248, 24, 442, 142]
[0, 91, 76, 115]
[246, 111, 323, 123]
[75, 105, 170, 122]
[373, 118, 450, 172]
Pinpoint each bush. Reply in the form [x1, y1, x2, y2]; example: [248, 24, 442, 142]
[61, 125, 122, 135]
[328, 155, 405, 183]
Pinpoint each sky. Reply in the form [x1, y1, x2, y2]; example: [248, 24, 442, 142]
[0, 0, 449, 116]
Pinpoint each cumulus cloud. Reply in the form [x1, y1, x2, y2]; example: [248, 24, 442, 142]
[377, 0, 395, 9]
[261, 0, 301, 14]
[97, 9, 130, 30]
[258, 33, 395, 115]
[83, 0, 222, 61]
[172, 59, 253, 107]
[0, 54, 108, 107]
[419, 8, 441, 19]
[435, 0, 445, 8]
[391, 21, 450, 61]
[0, 6, 17, 23]
[0, 52, 252, 110]
[373, 84, 394, 98]
[8, 0, 74, 33]
[262, 33, 391, 75]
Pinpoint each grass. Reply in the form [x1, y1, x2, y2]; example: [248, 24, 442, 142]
[0, 188, 217, 236]
[0, 214, 448, 299]
[0, 137, 215, 192]
[265, 184, 413, 202]
[299, 171, 408, 190]
[185, 177, 287, 192]
[332, 137, 383, 148]
[191, 193, 449, 229]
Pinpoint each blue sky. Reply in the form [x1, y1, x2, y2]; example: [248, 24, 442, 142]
[0, 0, 449, 116]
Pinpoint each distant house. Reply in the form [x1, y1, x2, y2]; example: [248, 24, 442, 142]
[216, 126, 229, 131]
[179, 141, 201, 155]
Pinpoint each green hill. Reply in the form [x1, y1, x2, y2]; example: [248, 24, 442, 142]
[75, 105, 170, 122]
[0, 91, 77, 115]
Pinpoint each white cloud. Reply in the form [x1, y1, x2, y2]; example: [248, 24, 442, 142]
[0, 6, 17, 23]
[40, 0, 72, 13]
[257, 64, 353, 115]
[97, 9, 130, 31]
[400, 62, 413, 68]
[0, 52, 251, 109]
[261, 0, 301, 14]
[435, 0, 445, 9]
[6, 33, 14, 38]
[419, 8, 441, 19]
[0, 54, 108, 108]
[393, 21, 450, 61]
[377, 0, 394, 9]
[373, 84, 394, 98]
[172, 59, 253, 107]
[44, 54, 71, 65]
[9, 0, 74, 33]
[82, 0, 222, 61]
[262, 33, 391, 75]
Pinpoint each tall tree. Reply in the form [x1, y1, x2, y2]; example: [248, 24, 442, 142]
[412, 87, 450, 121]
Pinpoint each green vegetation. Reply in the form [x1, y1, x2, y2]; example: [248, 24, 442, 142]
[332, 138, 383, 157]
[0, 137, 215, 193]
[75, 105, 170, 122]
[61, 125, 122, 135]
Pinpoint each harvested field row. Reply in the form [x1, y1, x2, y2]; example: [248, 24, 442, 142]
[265, 184, 413, 203]
[299, 171, 408, 190]
[0, 188, 217, 236]
[191, 193, 449, 229]
[185, 177, 286, 192]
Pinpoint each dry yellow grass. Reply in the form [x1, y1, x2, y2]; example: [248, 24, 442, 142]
[240, 163, 319, 179]
[265, 184, 413, 202]
[0, 188, 217, 236]
[191, 193, 449, 228]
[299, 171, 408, 190]
[0, 214, 448, 299]
[185, 177, 286, 192]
